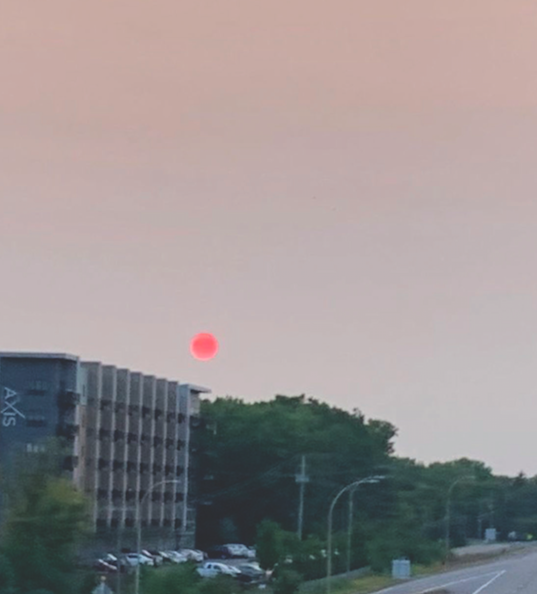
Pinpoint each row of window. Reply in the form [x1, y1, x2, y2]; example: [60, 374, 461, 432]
[93, 429, 184, 449]
[97, 518, 181, 529]
[96, 459, 184, 476]
[96, 488, 184, 502]
[99, 400, 186, 422]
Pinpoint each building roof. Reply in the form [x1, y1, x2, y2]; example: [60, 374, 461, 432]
[0, 352, 79, 362]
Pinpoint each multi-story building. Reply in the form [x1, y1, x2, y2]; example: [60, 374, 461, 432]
[0, 352, 209, 550]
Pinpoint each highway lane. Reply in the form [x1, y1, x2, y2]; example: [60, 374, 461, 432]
[375, 547, 537, 593]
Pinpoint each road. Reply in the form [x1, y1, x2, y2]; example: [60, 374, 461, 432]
[375, 547, 537, 593]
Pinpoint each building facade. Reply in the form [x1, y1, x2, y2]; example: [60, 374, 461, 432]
[0, 352, 208, 549]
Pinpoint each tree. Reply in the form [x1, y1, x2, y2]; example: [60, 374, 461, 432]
[0, 553, 15, 594]
[256, 520, 284, 570]
[142, 562, 200, 594]
[196, 395, 395, 546]
[0, 442, 89, 594]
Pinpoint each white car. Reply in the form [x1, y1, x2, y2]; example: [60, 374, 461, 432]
[124, 553, 154, 567]
[164, 550, 189, 564]
[179, 549, 205, 562]
[196, 562, 238, 578]
[224, 544, 252, 558]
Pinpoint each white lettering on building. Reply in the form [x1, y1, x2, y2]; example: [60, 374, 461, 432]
[1, 388, 25, 427]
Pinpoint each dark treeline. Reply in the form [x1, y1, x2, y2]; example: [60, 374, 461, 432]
[195, 395, 537, 572]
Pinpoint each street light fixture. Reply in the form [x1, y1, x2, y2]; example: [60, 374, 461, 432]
[345, 476, 385, 576]
[327, 475, 385, 594]
[135, 479, 182, 594]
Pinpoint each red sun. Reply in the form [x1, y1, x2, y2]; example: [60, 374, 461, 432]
[190, 333, 219, 361]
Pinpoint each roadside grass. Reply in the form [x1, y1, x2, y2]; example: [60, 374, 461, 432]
[300, 562, 458, 594]
[301, 574, 397, 594]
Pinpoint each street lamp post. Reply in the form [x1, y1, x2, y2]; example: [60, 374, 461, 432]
[327, 476, 384, 594]
[445, 476, 474, 564]
[135, 479, 182, 594]
[106, 503, 137, 594]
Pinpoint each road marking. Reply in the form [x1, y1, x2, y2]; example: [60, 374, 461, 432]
[471, 570, 506, 594]
[414, 570, 506, 594]
[373, 570, 508, 594]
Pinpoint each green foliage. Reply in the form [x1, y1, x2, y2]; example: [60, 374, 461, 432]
[142, 562, 200, 594]
[198, 575, 241, 594]
[198, 394, 537, 576]
[141, 564, 241, 594]
[197, 395, 395, 546]
[0, 552, 16, 594]
[273, 569, 303, 594]
[0, 442, 89, 594]
[256, 520, 285, 570]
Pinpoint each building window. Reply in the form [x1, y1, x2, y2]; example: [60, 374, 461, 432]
[27, 380, 49, 395]
[100, 399, 111, 412]
[99, 428, 111, 440]
[98, 458, 109, 470]
[113, 460, 124, 471]
[25, 443, 46, 453]
[26, 412, 47, 428]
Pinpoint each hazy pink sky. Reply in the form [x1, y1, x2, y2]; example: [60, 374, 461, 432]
[2, 1, 537, 475]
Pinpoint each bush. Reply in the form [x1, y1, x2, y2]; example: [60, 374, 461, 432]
[256, 520, 285, 570]
[0, 552, 16, 594]
[199, 575, 241, 594]
[273, 569, 303, 594]
[142, 562, 200, 594]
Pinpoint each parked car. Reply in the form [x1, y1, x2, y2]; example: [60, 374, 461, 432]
[158, 551, 174, 564]
[179, 549, 205, 563]
[224, 544, 252, 559]
[164, 550, 189, 564]
[124, 553, 154, 567]
[236, 564, 266, 584]
[206, 545, 234, 559]
[197, 561, 238, 578]
[93, 559, 118, 573]
[143, 550, 164, 566]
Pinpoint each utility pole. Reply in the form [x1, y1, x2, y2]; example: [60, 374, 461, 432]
[296, 455, 309, 540]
